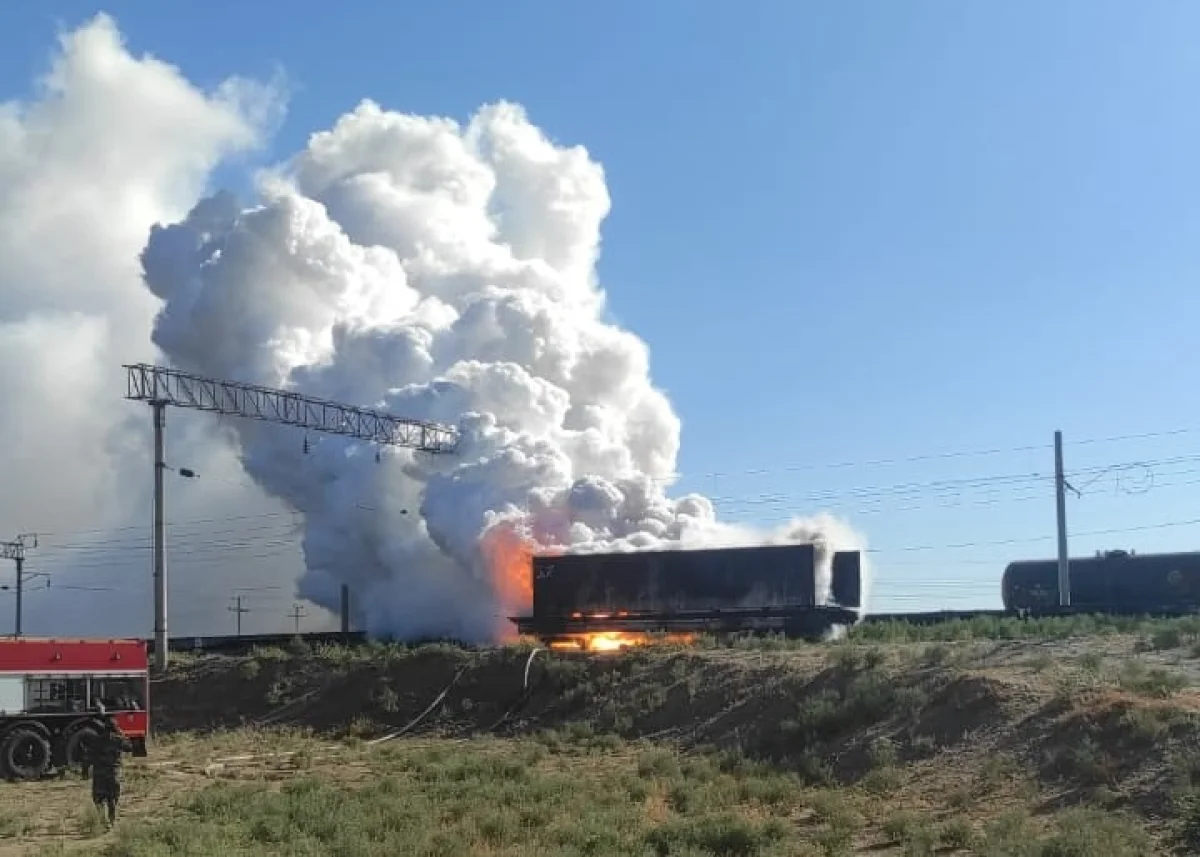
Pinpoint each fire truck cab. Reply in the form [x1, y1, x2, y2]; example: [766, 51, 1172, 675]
[0, 638, 149, 781]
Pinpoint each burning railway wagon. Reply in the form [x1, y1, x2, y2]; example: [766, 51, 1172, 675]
[512, 543, 863, 649]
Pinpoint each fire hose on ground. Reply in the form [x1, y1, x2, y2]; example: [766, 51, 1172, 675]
[153, 646, 551, 772]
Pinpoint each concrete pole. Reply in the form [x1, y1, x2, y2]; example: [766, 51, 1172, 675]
[340, 584, 350, 641]
[153, 402, 168, 672]
[1054, 430, 1071, 608]
[13, 556, 22, 638]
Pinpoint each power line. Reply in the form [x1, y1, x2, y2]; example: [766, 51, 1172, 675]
[39, 512, 1199, 570]
[11, 445, 1172, 558]
[9, 427, 1200, 625]
[15, 515, 1195, 587]
[710, 457, 1200, 522]
[25, 473, 1180, 569]
[869, 515, 1200, 555]
[32, 509, 304, 539]
[38, 522, 302, 553]
[18, 448, 1198, 553]
[666, 426, 1200, 482]
[17, 425, 1200, 543]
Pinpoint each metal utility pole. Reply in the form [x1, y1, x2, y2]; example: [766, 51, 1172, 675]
[153, 402, 167, 670]
[286, 603, 308, 634]
[124, 363, 459, 673]
[1054, 430, 1071, 607]
[15, 553, 21, 638]
[228, 596, 250, 636]
[1, 535, 38, 637]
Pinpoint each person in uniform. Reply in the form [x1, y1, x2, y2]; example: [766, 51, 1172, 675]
[81, 709, 133, 825]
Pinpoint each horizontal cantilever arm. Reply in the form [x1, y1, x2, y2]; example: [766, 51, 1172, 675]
[123, 363, 458, 453]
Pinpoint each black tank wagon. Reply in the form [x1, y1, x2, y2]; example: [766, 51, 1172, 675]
[1002, 549, 1200, 614]
[513, 542, 863, 644]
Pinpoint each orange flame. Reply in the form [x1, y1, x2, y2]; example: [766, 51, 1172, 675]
[480, 522, 535, 642]
[549, 630, 697, 653]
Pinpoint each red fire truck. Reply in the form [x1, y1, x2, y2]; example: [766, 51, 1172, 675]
[0, 638, 149, 780]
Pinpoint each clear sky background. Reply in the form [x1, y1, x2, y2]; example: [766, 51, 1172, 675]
[1, 1, 1198, 621]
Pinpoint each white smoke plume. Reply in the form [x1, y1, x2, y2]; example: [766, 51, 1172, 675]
[141, 99, 872, 643]
[0, 14, 301, 637]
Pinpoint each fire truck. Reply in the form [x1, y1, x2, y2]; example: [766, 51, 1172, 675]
[0, 638, 149, 780]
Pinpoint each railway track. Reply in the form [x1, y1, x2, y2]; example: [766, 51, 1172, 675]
[142, 601, 1200, 658]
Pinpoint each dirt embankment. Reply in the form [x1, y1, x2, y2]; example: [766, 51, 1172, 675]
[150, 638, 1200, 833]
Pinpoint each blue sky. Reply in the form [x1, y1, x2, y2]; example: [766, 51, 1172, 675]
[3, 1, 1199, 613]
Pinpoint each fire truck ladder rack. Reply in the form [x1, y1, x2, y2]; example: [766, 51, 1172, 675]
[123, 363, 461, 672]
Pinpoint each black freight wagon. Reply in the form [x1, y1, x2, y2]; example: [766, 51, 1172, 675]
[513, 543, 863, 642]
[1002, 549, 1200, 614]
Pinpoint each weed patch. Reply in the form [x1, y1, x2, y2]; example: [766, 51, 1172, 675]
[1116, 661, 1187, 698]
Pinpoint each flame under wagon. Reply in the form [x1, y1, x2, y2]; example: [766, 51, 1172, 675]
[512, 543, 863, 645]
[0, 638, 149, 781]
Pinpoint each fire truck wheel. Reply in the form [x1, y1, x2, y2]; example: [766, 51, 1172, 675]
[64, 725, 101, 772]
[2, 726, 52, 781]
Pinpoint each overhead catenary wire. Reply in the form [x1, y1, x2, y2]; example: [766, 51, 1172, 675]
[868, 515, 1200, 554]
[20, 448, 1200, 555]
[17, 422, 1200, 538]
[19, 514, 1200, 601]
[15, 486, 1200, 579]
[10, 426, 1200, 631]
[656, 425, 1200, 482]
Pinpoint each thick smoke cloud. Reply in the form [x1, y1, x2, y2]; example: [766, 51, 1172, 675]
[0, 14, 297, 637]
[142, 100, 871, 643]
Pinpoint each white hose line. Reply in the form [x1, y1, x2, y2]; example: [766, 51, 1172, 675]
[523, 647, 544, 690]
[157, 649, 549, 764]
[252, 687, 323, 727]
[366, 667, 467, 747]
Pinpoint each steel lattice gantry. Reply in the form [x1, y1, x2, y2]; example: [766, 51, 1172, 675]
[123, 363, 460, 672]
[123, 363, 458, 452]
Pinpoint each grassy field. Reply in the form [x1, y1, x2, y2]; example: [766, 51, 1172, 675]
[0, 728, 1166, 856]
[10, 617, 1200, 855]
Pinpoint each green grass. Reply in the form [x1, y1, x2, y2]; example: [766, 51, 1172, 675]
[92, 740, 817, 857]
[126, 622, 1200, 855]
[976, 808, 1155, 857]
[644, 613, 1200, 652]
[39, 732, 1163, 857]
[0, 806, 31, 838]
[1115, 660, 1188, 698]
[847, 612, 1200, 644]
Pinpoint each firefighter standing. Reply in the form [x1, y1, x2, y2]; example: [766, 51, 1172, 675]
[81, 713, 133, 825]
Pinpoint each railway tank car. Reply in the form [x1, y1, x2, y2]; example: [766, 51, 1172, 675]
[1002, 549, 1200, 613]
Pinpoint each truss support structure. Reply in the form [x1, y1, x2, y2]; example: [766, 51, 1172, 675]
[124, 363, 458, 453]
[123, 363, 460, 672]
